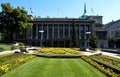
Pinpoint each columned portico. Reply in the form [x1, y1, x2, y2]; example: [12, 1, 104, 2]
[27, 18, 94, 47]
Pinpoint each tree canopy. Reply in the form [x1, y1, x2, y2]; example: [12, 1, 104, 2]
[0, 3, 33, 41]
[72, 18, 79, 47]
[89, 34, 98, 48]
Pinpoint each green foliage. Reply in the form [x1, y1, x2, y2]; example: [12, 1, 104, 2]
[108, 36, 116, 48]
[90, 55, 120, 72]
[0, 44, 12, 51]
[82, 56, 120, 77]
[0, 54, 35, 76]
[0, 3, 33, 41]
[72, 19, 79, 47]
[89, 34, 98, 48]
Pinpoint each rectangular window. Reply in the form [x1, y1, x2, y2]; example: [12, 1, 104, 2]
[59, 24, 63, 39]
[54, 24, 58, 39]
[48, 24, 52, 39]
[43, 24, 47, 39]
[65, 24, 69, 39]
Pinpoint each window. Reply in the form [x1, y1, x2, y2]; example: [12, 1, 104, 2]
[59, 24, 63, 39]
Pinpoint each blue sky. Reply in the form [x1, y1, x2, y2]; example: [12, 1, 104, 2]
[0, 0, 120, 24]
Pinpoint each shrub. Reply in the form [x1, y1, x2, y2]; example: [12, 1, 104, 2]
[81, 56, 120, 77]
[37, 48, 80, 54]
[0, 54, 36, 76]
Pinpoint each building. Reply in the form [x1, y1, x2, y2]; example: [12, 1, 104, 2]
[14, 3, 108, 48]
[88, 16, 108, 48]
[104, 20, 120, 48]
[14, 15, 108, 48]
[23, 17, 95, 47]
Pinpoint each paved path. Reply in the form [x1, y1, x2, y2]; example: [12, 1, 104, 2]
[0, 49, 19, 55]
[82, 51, 120, 58]
[1, 48, 120, 59]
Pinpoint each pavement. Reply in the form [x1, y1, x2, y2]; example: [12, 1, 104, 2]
[82, 50, 120, 58]
[1, 48, 120, 59]
[0, 49, 19, 55]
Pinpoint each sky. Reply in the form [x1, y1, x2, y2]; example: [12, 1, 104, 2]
[0, 0, 120, 24]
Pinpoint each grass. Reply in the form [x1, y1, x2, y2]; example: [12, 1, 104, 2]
[0, 44, 12, 51]
[1, 57, 106, 77]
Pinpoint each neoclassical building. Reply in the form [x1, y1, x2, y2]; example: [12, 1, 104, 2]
[14, 15, 108, 48]
[23, 17, 95, 47]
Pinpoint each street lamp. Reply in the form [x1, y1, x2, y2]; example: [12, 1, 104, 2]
[86, 32, 91, 48]
[39, 30, 44, 47]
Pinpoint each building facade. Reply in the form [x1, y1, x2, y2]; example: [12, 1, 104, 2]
[20, 17, 95, 48]
[104, 20, 120, 48]
[88, 16, 108, 48]
[14, 15, 108, 48]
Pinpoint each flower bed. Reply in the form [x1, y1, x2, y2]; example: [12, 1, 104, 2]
[90, 55, 120, 73]
[0, 53, 36, 76]
[37, 48, 80, 54]
[81, 56, 120, 77]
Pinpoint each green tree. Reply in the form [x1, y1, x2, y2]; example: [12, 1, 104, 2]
[72, 18, 79, 47]
[108, 36, 116, 48]
[0, 3, 33, 42]
[0, 3, 13, 41]
[89, 34, 98, 48]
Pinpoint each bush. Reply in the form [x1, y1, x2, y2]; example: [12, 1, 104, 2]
[0, 54, 36, 76]
[81, 56, 120, 77]
[37, 48, 80, 54]
[90, 55, 120, 73]
[0, 48, 4, 52]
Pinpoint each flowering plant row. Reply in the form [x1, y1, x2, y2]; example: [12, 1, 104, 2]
[37, 48, 80, 54]
[81, 56, 120, 77]
[0, 53, 28, 65]
[90, 55, 120, 72]
[0, 54, 36, 76]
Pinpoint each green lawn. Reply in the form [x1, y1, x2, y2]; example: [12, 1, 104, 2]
[1, 57, 106, 77]
[0, 44, 12, 51]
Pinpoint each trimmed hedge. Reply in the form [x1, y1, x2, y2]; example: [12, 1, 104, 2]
[81, 56, 120, 77]
[90, 55, 120, 73]
[0, 53, 36, 76]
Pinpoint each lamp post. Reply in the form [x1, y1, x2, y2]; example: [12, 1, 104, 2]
[86, 32, 91, 48]
[39, 30, 44, 47]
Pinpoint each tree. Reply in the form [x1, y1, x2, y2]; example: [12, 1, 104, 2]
[108, 36, 116, 48]
[89, 34, 98, 48]
[0, 3, 13, 41]
[0, 3, 33, 42]
[72, 18, 79, 47]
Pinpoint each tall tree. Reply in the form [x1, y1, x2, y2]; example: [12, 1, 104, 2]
[89, 34, 98, 48]
[72, 18, 79, 47]
[0, 3, 33, 42]
[108, 36, 116, 48]
[0, 3, 13, 41]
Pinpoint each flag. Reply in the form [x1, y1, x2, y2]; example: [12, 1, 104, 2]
[91, 8, 94, 14]
[30, 7, 33, 13]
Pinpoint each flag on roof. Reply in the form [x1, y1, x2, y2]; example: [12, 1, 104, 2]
[30, 7, 33, 13]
